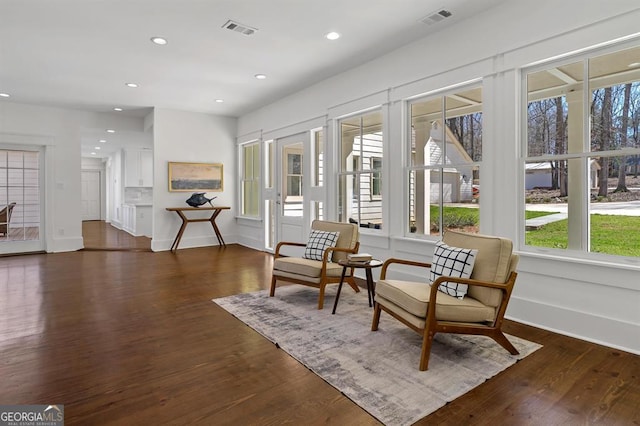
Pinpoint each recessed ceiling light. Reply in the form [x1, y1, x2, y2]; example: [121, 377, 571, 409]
[91, 152, 96, 155]
[254, 74, 267, 80]
[215, 99, 224, 103]
[99, 139, 107, 143]
[94, 146, 101, 150]
[0, 93, 10, 98]
[150, 36, 168, 45]
[325, 32, 340, 40]
[125, 83, 139, 88]
[106, 129, 115, 133]
[629, 62, 640, 68]
[113, 107, 123, 112]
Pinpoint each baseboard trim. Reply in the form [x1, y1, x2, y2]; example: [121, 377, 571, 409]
[507, 296, 639, 355]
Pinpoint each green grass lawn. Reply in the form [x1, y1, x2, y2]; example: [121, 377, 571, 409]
[526, 214, 640, 257]
[432, 206, 639, 257]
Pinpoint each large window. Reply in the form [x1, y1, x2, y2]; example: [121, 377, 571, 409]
[524, 44, 640, 259]
[338, 110, 384, 229]
[240, 141, 260, 217]
[407, 86, 482, 237]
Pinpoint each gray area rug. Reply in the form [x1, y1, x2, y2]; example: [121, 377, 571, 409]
[213, 285, 541, 425]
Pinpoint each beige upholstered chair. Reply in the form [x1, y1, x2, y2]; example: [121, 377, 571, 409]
[372, 229, 520, 371]
[0, 203, 16, 237]
[270, 220, 360, 309]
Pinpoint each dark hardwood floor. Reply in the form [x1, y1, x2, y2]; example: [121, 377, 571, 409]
[1, 224, 638, 425]
[82, 220, 151, 251]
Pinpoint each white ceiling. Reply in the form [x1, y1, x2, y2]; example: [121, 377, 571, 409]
[1, 0, 507, 157]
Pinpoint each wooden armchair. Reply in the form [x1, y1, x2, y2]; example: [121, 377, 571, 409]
[270, 220, 360, 309]
[372, 229, 519, 370]
[0, 203, 16, 236]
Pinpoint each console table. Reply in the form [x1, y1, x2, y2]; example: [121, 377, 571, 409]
[166, 206, 230, 251]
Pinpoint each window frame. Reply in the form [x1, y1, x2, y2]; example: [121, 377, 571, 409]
[239, 140, 261, 218]
[405, 83, 483, 239]
[336, 109, 384, 231]
[520, 40, 640, 263]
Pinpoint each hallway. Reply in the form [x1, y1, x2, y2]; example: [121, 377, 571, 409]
[82, 220, 151, 251]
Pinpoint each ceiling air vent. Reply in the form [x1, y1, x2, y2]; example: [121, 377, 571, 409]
[420, 9, 453, 25]
[222, 20, 258, 36]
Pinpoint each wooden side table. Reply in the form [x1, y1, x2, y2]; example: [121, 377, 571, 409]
[332, 259, 383, 314]
[166, 206, 230, 251]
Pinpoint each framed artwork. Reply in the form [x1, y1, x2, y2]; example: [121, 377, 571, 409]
[168, 162, 223, 192]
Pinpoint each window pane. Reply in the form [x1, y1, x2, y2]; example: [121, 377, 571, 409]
[243, 145, 252, 179]
[265, 141, 273, 189]
[589, 46, 640, 153]
[445, 88, 483, 162]
[338, 110, 384, 229]
[287, 153, 301, 174]
[411, 98, 442, 167]
[527, 61, 582, 156]
[589, 155, 640, 256]
[252, 144, 260, 179]
[313, 130, 324, 187]
[524, 159, 570, 250]
[340, 111, 383, 172]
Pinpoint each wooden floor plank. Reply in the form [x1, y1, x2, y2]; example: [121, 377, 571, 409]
[0, 222, 638, 425]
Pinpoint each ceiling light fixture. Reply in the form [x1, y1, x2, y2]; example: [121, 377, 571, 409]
[215, 99, 224, 103]
[0, 93, 10, 98]
[94, 146, 101, 150]
[125, 83, 139, 88]
[113, 107, 123, 111]
[255, 74, 267, 80]
[106, 129, 115, 133]
[99, 139, 107, 143]
[150, 36, 168, 45]
[91, 152, 96, 155]
[325, 32, 340, 40]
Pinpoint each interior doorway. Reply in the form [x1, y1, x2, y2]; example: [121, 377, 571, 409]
[81, 170, 101, 221]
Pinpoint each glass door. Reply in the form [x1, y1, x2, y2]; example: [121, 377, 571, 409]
[273, 134, 307, 245]
[0, 148, 45, 254]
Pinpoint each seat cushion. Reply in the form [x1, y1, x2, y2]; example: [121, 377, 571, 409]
[376, 279, 496, 323]
[273, 257, 344, 279]
[442, 230, 514, 307]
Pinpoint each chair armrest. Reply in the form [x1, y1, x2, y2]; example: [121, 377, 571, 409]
[380, 258, 431, 280]
[274, 241, 306, 258]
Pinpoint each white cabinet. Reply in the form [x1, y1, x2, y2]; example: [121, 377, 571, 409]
[121, 204, 152, 237]
[124, 150, 153, 187]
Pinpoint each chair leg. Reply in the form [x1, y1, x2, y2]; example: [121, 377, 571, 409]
[419, 328, 436, 371]
[371, 302, 381, 331]
[269, 276, 277, 297]
[317, 284, 325, 309]
[491, 330, 520, 355]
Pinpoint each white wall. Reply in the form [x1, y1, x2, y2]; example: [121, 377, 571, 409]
[0, 102, 144, 252]
[236, 1, 640, 354]
[151, 108, 238, 251]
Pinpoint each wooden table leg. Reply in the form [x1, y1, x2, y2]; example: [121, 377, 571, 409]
[332, 266, 349, 314]
[170, 211, 189, 251]
[209, 209, 225, 246]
